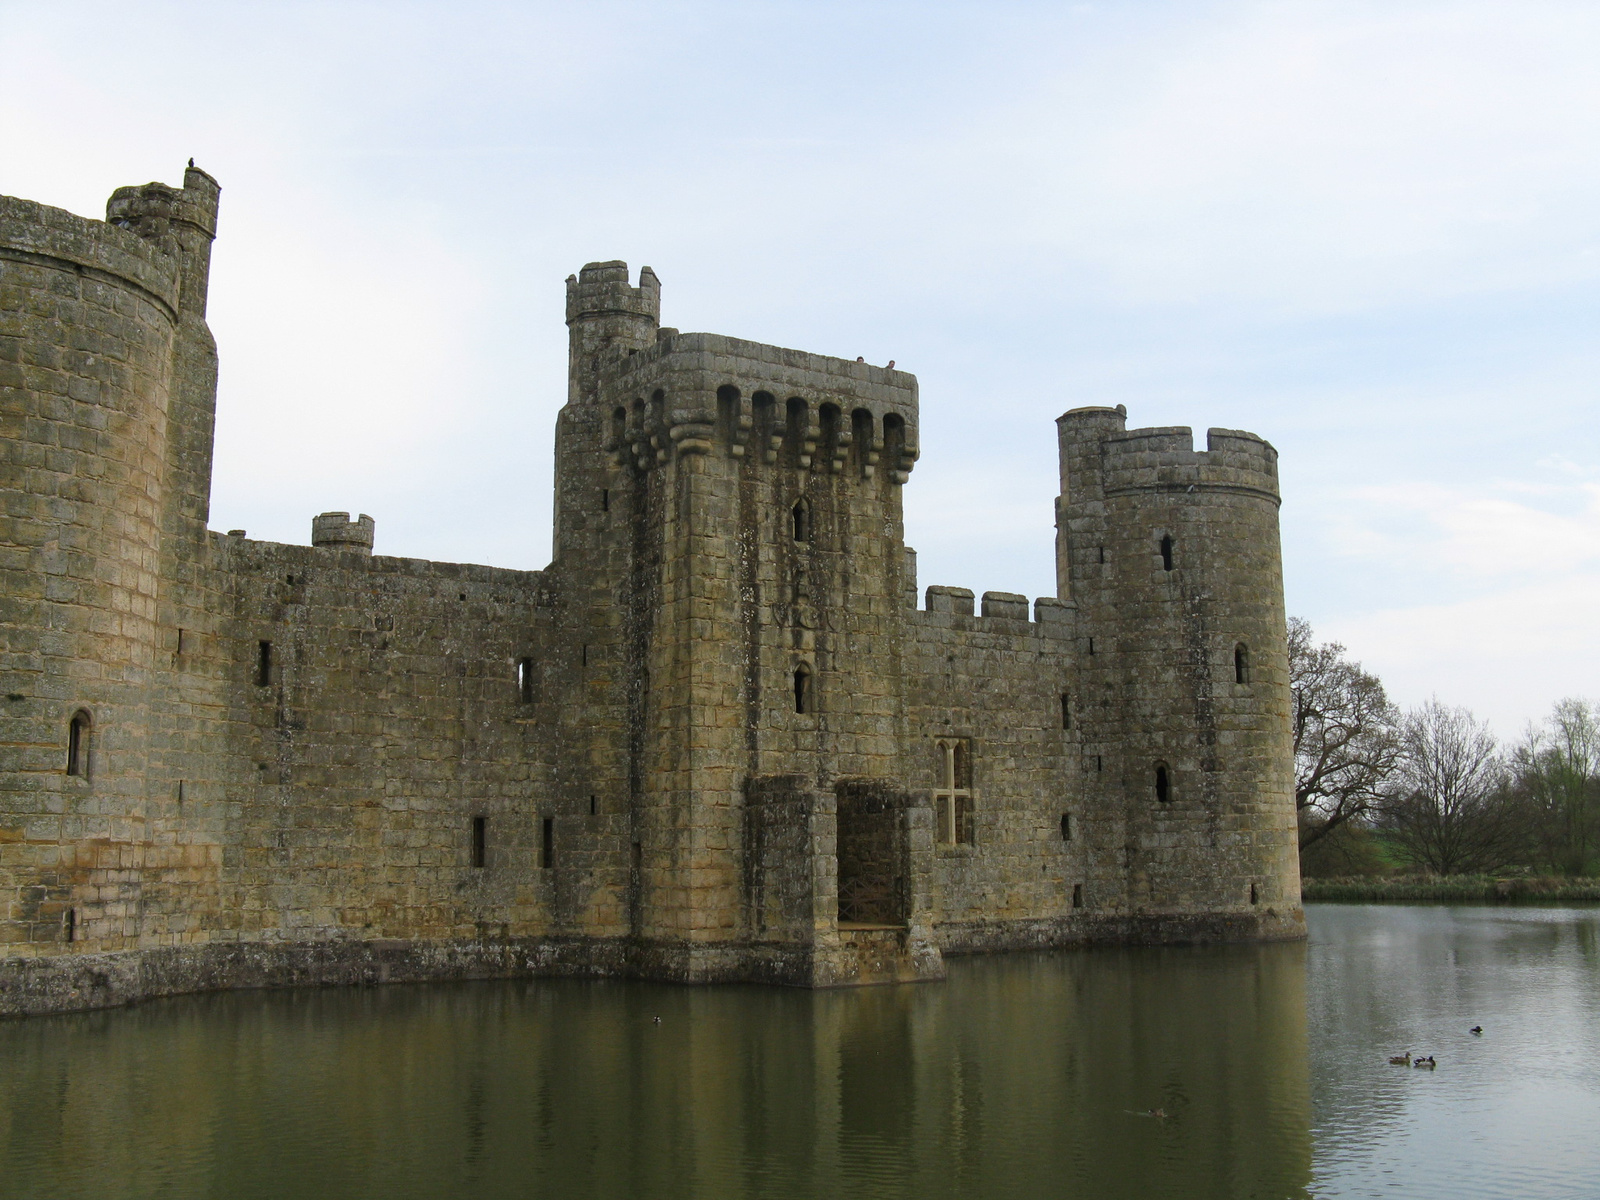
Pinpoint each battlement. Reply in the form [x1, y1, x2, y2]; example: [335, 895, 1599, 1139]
[106, 165, 220, 243]
[594, 333, 919, 481]
[1057, 407, 1279, 505]
[311, 511, 375, 555]
[565, 260, 660, 326]
[915, 587, 1075, 638]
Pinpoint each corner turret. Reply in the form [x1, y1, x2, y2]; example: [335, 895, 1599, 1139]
[106, 164, 220, 316]
[1055, 407, 1301, 938]
[564, 261, 660, 404]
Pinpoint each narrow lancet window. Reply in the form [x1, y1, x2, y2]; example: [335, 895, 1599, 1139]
[1155, 763, 1171, 804]
[66, 711, 90, 777]
[541, 817, 554, 869]
[471, 816, 487, 868]
[256, 640, 273, 687]
[791, 497, 811, 543]
[1060, 813, 1072, 841]
[1060, 693, 1071, 730]
[1234, 643, 1250, 685]
[793, 664, 812, 714]
[1160, 535, 1174, 571]
[517, 657, 535, 703]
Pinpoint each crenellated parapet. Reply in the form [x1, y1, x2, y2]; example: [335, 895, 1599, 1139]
[106, 171, 220, 245]
[311, 511, 376, 555]
[1100, 426, 1279, 504]
[594, 332, 919, 483]
[1058, 407, 1279, 506]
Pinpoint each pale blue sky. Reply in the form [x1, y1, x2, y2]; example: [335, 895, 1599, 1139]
[4, 1, 1595, 735]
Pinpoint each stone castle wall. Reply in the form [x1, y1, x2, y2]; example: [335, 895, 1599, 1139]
[1, 170, 1302, 1018]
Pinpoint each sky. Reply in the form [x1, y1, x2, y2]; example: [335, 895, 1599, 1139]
[2, 0, 1595, 737]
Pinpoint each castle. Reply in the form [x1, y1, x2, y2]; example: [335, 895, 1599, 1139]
[0, 166, 1303, 1017]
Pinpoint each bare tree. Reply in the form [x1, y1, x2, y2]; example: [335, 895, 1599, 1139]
[1511, 698, 1600, 876]
[1382, 699, 1522, 875]
[1288, 617, 1401, 852]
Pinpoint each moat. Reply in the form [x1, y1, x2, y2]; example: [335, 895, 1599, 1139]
[3, 905, 1597, 1200]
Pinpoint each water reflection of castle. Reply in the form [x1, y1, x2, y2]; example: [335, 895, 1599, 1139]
[1, 166, 1303, 1016]
[0, 943, 1316, 1197]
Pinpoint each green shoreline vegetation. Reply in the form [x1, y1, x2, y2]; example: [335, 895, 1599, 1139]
[1290, 619, 1598, 898]
[1302, 874, 1600, 904]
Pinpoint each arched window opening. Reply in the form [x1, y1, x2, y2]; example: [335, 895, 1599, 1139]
[1234, 643, 1250, 685]
[1155, 763, 1171, 804]
[1250, 882, 1259, 905]
[517, 657, 535, 703]
[1060, 693, 1071, 730]
[64, 907, 77, 942]
[256, 640, 273, 687]
[66, 710, 90, 777]
[1060, 813, 1072, 841]
[791, 497, 811, 543]
[785, 396, 810, 466]
[934, 736, 975, 845]
[541, 816, 555, 869]
[882, 412, 906, 478]
[819, 403, 842, 471]
[471, 816, 487, 869]
[793, 664, 812, 714]
[650, 389, 666, 443]
[1160, 535, 1174, 572]
[851, 408, 875, 475]
[1072, 883, 1083, 908]
[716, 384, 741, 449]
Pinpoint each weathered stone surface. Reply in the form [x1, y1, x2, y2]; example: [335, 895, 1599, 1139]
[0, 169, 1303, 1018]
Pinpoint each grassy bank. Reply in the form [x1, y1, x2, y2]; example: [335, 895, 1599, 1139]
[1303, 875, 1600, 904]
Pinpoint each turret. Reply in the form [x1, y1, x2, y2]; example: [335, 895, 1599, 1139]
[311, 512, 376, 555]
[564, 261, 660, 405]
[106, 164, 220, 318]
[106, 164, 223, 544]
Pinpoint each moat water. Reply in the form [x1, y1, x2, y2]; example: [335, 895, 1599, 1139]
[2, 905, 1597, 1200]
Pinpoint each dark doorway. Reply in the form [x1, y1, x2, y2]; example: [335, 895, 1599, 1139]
[835, 779, 904, 927]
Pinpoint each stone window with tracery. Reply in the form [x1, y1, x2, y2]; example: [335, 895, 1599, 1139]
[934, 736, 974, 846]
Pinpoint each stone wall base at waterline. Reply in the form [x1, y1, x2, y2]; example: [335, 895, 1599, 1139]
[0, 908, 1303, 1019]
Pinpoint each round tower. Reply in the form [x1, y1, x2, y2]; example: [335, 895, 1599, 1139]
[563, 260, 660, 406]
[0, 166, 217, 953]
[1056, 407, 1302, 938]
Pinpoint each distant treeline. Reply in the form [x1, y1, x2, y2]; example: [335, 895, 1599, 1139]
[1291, 617, 1600, 880]
[1303, 875, 1600, 904]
